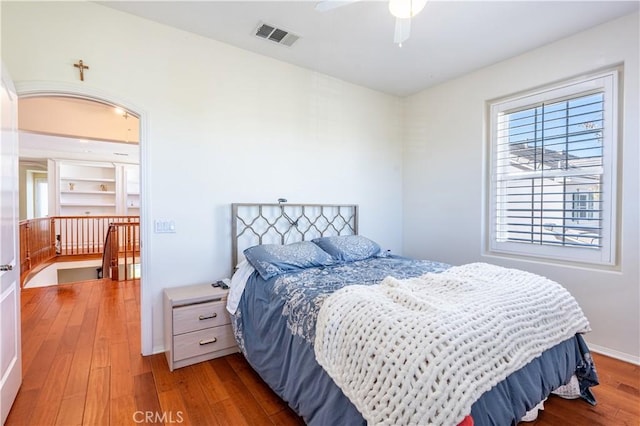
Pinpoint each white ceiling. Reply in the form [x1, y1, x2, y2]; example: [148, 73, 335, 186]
[99, 1, 639, 96]
[19, 131, 140, 164]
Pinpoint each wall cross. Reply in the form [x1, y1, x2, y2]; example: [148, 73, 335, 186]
[73, 59, 89, 81]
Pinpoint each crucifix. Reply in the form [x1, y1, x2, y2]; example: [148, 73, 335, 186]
[73, 59, 89, 81]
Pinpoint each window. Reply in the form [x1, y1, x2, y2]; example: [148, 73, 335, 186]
[487, 70, 618, 265]
[572, 191, 594, 221]
[34, 177, 48, 218]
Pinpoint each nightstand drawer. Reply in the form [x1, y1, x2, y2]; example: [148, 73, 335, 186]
[173, 325, 236, 361]
[173, 301, 229, 335]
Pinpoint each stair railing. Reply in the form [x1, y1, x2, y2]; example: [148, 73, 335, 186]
[101, 221, 140, 281]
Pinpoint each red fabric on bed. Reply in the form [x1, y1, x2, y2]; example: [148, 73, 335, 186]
[458, 415, 474, 426]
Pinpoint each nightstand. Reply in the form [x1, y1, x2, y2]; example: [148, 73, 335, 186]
[163, 283, 238, 371]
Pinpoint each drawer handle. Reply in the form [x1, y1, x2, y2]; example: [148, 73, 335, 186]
[199, 313, 217, 320]
[199, 337, 217, 346]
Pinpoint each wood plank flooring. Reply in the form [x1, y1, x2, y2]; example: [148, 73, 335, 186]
[5, 278, 639, 425]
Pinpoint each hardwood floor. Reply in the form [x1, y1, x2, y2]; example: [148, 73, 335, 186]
[6, 279, 639, 425]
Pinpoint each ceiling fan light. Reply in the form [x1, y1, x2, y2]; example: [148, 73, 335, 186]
[389, 0, 427, 19]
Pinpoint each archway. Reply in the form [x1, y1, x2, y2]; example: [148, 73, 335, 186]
[15, 81, 152, 355]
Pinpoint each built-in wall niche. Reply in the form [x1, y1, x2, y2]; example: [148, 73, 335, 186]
[51, 159, 139, 216]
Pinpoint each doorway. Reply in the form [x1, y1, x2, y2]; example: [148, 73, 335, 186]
[14, 82, 150, 355]
[18, 95, 142, 287]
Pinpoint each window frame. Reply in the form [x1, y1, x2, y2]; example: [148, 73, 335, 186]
[486, 70, 618, 266]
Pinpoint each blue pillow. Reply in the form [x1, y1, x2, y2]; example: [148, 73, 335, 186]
[243, 241, 335, 280]
[312, 235, 383, 262]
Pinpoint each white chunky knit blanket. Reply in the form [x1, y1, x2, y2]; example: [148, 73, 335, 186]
[314, 263, 590, 426]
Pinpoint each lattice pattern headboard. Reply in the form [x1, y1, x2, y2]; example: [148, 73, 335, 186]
[231, 203, 359, 270]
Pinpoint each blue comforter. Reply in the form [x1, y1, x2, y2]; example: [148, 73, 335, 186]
[232, 256, 597, 425]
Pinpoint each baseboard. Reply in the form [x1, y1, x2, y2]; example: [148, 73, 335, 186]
[587, 342, 640, 365]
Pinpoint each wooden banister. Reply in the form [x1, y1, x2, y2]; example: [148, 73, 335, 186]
[19, 215, 139, 286]
[101, 221, 140, 281]
[55, 215, 138, 256]
[19, 217, 56, 287]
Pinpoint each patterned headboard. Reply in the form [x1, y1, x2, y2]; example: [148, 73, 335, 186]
[231, 203, 358, 271]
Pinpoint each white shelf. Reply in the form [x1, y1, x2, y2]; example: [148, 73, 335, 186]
[54, 160, 140, 216]
[61, 190, 116, 195]
[60, 202, 116, 207]
[60, 177, 116, 183]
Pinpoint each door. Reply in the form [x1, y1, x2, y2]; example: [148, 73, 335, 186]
[0, 62, 21, 424]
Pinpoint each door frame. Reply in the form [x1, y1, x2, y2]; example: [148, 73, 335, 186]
[1, 61, 22, 425]
[15, 81, 152, 355]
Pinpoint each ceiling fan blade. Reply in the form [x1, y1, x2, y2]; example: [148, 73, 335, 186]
[393, 17, 411, 45]
[315, 0, 362, 12]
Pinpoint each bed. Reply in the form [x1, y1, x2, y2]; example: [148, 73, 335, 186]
[227, 203, 598, 425]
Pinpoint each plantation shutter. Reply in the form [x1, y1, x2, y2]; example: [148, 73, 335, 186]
[494, 92, 605, 250]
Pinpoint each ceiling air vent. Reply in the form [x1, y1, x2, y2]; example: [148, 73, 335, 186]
[254, 22, 300, 47]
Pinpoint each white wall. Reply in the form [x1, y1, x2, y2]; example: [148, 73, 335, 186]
[1, 2, 404, 353]
[403, 13, 640, 362]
